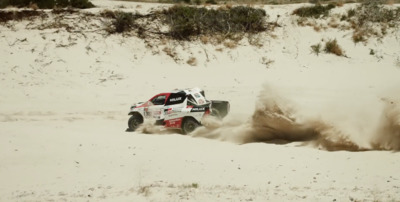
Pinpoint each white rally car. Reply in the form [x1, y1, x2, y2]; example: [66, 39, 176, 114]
[126, 88, 229, 134]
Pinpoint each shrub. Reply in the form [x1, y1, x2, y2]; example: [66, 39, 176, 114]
[0, 10, 45, 22]
[292, 4, 336, 18]
[69, 0, 94, 9]
[0, 0, 94, 9]
[369, 49, 375, 55]
[336, 1, 344, 7]
[108, 11, 138, 33]
[114, 12, 134, 33]
[101, 10, 146, 34]
[36, 0, 55, 8]
[205, 0, 217, 4]
[352, 30, 367, 43]
[173, 0, 191, 4]
[347, 8, 356, 18]
[356, 0, 400, 25]
[324, 39, 344, 56]
[191, 183, 199, 188]
[0, 0, 29, 8]
[342, 1, 400, 42]
[162, 6, 203, 39]
[223, 40, 237, 49]
[186, 57, 197, 66]
[163, 5, 268, 40]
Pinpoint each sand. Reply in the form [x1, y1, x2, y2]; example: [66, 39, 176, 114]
[1, 1, 400, 201]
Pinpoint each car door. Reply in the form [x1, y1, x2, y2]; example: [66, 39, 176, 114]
[146, 94, 167, 120]
[164, 93, 186, 120]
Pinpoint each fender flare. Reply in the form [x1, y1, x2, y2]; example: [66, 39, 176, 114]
[182, 116, 201, 126]
[128, 111, 144, 119]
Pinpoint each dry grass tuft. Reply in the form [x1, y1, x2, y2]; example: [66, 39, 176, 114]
[200, 35, 209, 44]
[324, 39, 344, 56]
[311, 43, 322, 55]
[0, 10, 46, 23]
[248, 34, 264, 47]
[261, 56, 274, 68]
[215, 47, 223, 52]
[187, 57, 197, 66]
[313, 24, 322, 32]
[223, 40, 238, 49]
[29, 3, 39, 10]
[138, 186, 151, 196]
[336, 0, 345, 7]
[386, 0, 395, 5]
[352, 30, 367, 43]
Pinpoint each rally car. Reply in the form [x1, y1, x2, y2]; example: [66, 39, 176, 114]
[126, 88, 230, 134]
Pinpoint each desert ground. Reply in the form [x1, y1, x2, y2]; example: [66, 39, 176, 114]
[1, 0, 400, 201]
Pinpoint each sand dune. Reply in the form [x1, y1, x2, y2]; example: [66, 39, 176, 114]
[1, 1, 400, 201]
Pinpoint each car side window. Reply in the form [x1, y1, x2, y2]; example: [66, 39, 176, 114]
[187, 95, 197, 106]
[151, 95, 166, 105]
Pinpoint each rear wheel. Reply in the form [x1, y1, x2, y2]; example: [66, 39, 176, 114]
[127, 114, 143, 132]
[182, 118, 200, 135]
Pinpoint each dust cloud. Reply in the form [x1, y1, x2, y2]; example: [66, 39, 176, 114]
[191, 84, 400, 151]
[137, 119, 180, 135]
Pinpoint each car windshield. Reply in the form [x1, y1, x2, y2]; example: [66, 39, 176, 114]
[151, 95, 166, 105]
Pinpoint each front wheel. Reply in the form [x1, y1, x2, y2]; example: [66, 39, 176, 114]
[182, 118, 200, 135]
[127, 114, 143, 132]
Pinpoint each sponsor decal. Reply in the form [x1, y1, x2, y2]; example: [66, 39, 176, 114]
[167, 108, 173, 114]
[191, 107, 206, 112]
[198, 99, 205, 104]
[169, 97, 182, 102]
[164, 117, 183, 128]
[165, 108, 181, 115]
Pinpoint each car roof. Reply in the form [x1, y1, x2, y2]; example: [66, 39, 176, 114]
[170, 87, 202, 94]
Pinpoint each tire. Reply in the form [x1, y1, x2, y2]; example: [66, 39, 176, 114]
[127, 114, 143, 132]
[181, 118, 200, 135]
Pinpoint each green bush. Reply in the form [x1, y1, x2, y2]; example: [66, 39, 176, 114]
[163, 6, 201, 39]
[100, 6, 269, 40]
[173, 0, 191, 4]
[205, 0, 217, 4]
[0, 0, 29, 8]
[342, 1, 400, 42]
[347, 8, 356, 18]
[292, 4, 336, 18]
[70, 0, 94, 9]
[113, 11, 135, 33]
[101, 10, 144, 33]
[0, 10, 45, 22]
[163, 5, 267, 40]
[355, 1, 400, 24]
[38, 0, 56, 8]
